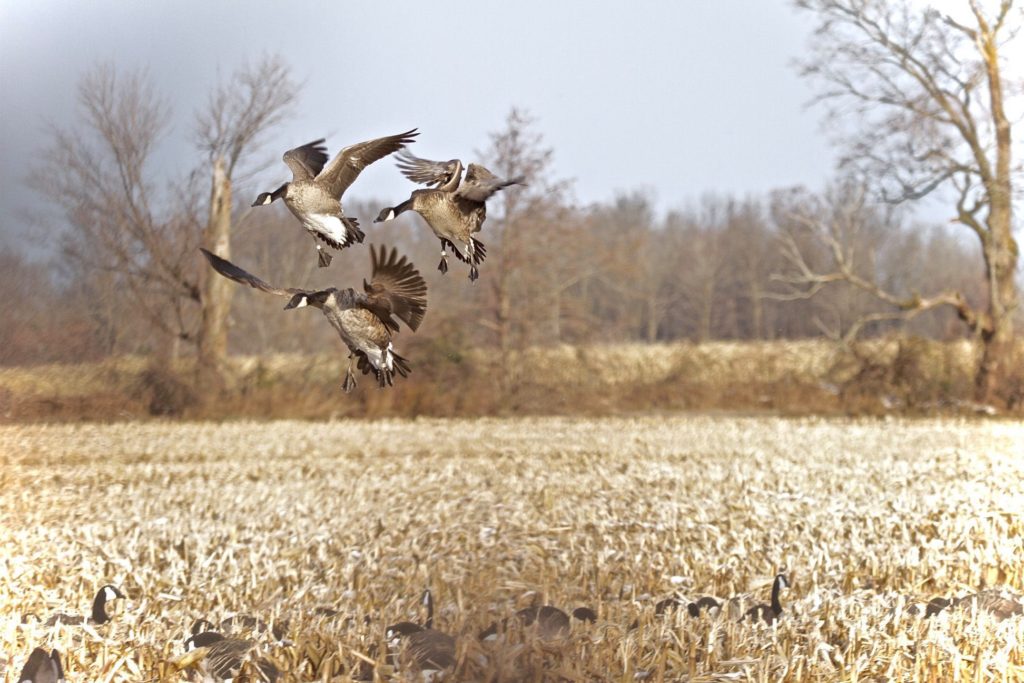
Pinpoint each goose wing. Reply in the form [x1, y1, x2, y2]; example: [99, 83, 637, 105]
[394, 150, 461, 187]
[282, 139, 329, 182]
[359, 245, 427, 332]
[316, 129, 418, 199]
[456, 163, 525, 202]
[200, 249, 309, 299]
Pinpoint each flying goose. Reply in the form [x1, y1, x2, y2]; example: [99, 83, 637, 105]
[743, 574, 789, 625]
[374, 150, 524, 281]
[45, 584, 125, 626]
[253, 130, 418, 267]
[200, 245, 426, 392]
[17, 648, 63, 683]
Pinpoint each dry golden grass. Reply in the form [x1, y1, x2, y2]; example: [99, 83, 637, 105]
[1, 417, 1022, 681]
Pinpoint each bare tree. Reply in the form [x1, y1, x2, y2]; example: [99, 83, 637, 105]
[791, 0, 1021, 402]
[34, 58, 297, 386]
[194, 56, 298, 386]
[34, 65, 201, 359]
[477, 109, 572, 390]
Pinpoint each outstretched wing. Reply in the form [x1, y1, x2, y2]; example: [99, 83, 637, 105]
[455, 163, 525, 202]
[200, 249, 307, 299]
[360, 245, 427, 332]
[394, 150, 461, 187]
[282, 139, 329, 182]
[317, 129, 418, 198]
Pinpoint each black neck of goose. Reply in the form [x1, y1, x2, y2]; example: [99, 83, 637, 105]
[92, 591, 109, 624]
[770, 576, 784, 615]
[439, 161, 463, 192]
[272, 183, 288, 201]
[423, 590, 434, 629]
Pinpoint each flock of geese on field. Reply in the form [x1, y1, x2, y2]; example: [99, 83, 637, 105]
[16, 577, 1024, 681]
[200, 129, 524, 392]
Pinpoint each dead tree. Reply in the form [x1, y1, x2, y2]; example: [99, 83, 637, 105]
[791, 0, 1020, 403]
[34, 58, 297, 388]
[194, 56, 298, 387]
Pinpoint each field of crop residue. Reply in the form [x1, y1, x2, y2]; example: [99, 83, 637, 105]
[1, 417, 1022, 682]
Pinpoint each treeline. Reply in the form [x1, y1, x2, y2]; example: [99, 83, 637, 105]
[1, 129, 987, 369]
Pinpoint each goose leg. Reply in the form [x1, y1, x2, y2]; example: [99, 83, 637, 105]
[438, 240, 449, 274]
[342, 355, 357, 393]
[469, 266, 479, 282]
[316, 244, 333, 268]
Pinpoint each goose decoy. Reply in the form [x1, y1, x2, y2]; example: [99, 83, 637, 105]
[386, 590, 455, 682]
[253, 129, 418, 267]
[743, 574, 789, 625]
[399, 629, 456, 680]
[953, 589, 1023, 620]
[45, 584, 125, 626]
[182, 631, 279, 682]
[385, 589, 434, 641]
[220, 614, 289, 642]
[17, 648, 63, 683]
[374, 150, 524, 281]
[480, 605, 596, 641]
[687, 596, 722, 617]
[201, 245, 427, 392]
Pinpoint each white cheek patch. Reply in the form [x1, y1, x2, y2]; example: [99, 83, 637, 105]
[294, 297, 308, 308]
[103, 586, 117, 602]
[384, 209, 396, 221]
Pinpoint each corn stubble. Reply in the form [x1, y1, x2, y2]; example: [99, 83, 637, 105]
[1, 417, 1022, 681]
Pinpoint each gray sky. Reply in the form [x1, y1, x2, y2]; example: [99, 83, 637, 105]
[1, 0, 837, 249]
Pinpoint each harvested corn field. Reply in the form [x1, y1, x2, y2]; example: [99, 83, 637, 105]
[1, 417, 1023, 681]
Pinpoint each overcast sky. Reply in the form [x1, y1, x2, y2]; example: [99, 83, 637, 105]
[1, 1, 854, 251]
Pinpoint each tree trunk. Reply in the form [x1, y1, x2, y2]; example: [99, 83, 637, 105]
[197, 155, 234, 392]
[974, 22, 1017, 405]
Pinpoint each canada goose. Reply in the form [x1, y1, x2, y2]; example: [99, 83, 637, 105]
[400, 629, 457, 680]
[45, 584, 125, 626]
[182, 631, 279, 682]
[480, 605, 596, 641]
[687, 596, 722, 617]
[386, 590, 455, 682]
[201, 245, 426, 392]
[253, 130, 418, 267]
[220, 614, 289, 642]
[374, 150, 525, 281]
[386, 589, 434, 641]
[17, 648, 63, 683]
[952, 589, 1023, 620]
[743, 574, 789, 625]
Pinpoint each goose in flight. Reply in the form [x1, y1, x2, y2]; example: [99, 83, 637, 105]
[200, 245, 426, 392]
[253, 129, 418, 267]
[374, 150, 524, 281]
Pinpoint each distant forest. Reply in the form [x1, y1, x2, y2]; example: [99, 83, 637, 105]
[0, 110, 998, 367]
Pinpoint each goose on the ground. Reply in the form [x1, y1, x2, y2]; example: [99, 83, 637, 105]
[182, 631, 279, 682]
[253, 130, 418, 267]
[480, 604, 596, 641]
[386, 589, 434, 642]
[17, 648, 63, 683]
[45, 584, 125, 626]
[952, 589, 1023, 620]
[386, 590, 455, 682]
[374, 150, 524, 281]
[201, 245, 427, 392]
[743, 574, 789, 625]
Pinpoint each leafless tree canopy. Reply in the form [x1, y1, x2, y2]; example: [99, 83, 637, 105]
[789, 0, 1020, 401]
[194, 55, 298, 177]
